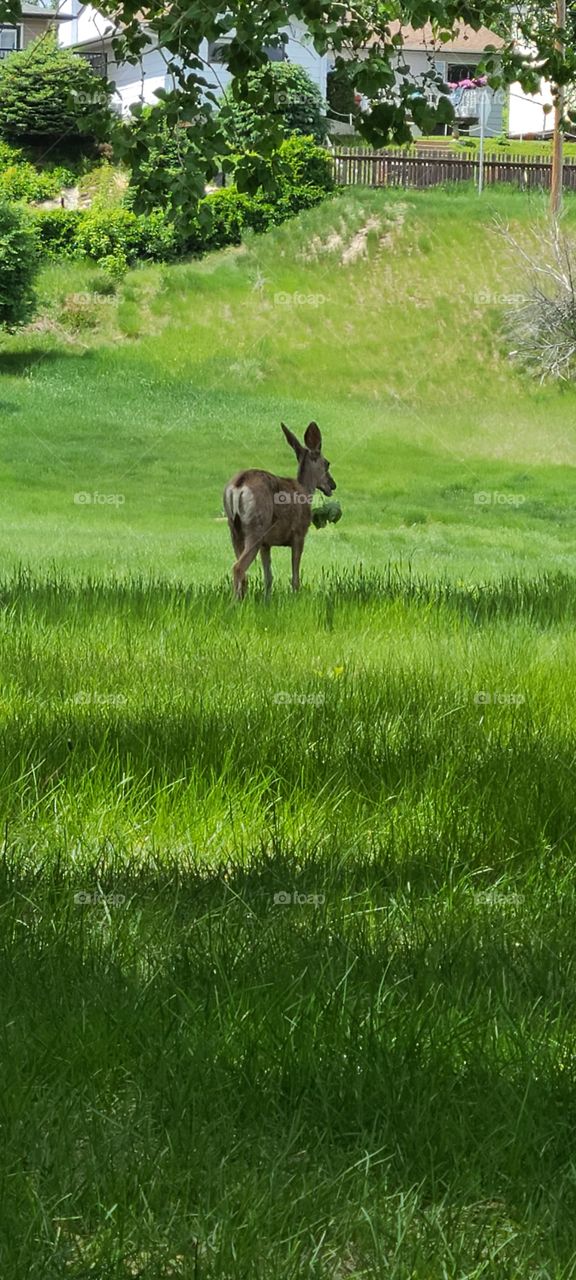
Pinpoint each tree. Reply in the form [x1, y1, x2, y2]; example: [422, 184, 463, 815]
[1, 1, 574, 222]
[220, 64, 326, 147]
[0, 34, 112, 141]
[0, 200, 39, 328]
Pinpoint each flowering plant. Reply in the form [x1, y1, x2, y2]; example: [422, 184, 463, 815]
[447, 76, 488, 91]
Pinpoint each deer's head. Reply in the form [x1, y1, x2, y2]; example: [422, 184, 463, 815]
[281, 422, 336, 497]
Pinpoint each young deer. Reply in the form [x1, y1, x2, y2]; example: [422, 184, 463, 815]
[224, 421, 336, 599]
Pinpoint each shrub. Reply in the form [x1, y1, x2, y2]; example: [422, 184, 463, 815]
[137, 208, 180, 260]
[277, 135, 333, 193]
[503, 226, 576, 382]
[185, 189, 256, 253]
[183, 171, 330, 256]
[0, 161, 76, 203]
[0, 140, 23, 167]
[0, 199, 39, 327]
[74, 208, 143, 263]
[33, 208, 82, 259]
[30, 137, 332, 264]
[228, 135, 333, 201]
[220, 63, 326, 147]
[0, 34, 112, 142]
[98, 252, 129, 280]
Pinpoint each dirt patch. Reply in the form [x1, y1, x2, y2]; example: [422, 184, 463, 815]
[300, 228, 344, 261]
[300, 204, 407, 268]
[341, 215, 381, 265]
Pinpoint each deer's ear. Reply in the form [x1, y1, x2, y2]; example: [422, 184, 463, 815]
[281, 423, 304, 458]
[304, 421, 322, 451]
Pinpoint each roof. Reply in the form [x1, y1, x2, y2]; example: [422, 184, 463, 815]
[370, 22, 505, 54]
[20, 3, 72, 18]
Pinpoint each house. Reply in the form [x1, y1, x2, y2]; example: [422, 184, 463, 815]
[329, 21, 506, 138]
[58, 4, 328, 115]
[0, 1, 71, 60]
[506, 29, 555, 140]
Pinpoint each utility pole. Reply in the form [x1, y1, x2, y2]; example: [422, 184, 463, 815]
[551, 0, 566, 218]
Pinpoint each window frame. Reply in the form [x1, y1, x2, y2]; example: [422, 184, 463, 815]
[0, 24, 21, 58]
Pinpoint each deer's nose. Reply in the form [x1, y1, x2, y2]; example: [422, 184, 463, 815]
[330, 479, 337, 491]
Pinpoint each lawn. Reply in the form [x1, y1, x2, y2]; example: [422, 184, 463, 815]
[2, 186, 576, 1278]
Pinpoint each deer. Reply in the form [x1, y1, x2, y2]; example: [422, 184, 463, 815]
[223, 422, 336, 599]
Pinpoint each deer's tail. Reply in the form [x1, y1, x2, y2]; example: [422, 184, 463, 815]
[224, 480, 256, 533]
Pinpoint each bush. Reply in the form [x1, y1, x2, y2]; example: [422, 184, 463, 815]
[30, 136, 332, 264]
[0, 161, 76, 203]
[33, 208, 81, 259]
[138, 208, 180, 261]
[177, 136, 332, 255]
[220, 63, 326, 147]
[33, 205, 179, 266]
[76, 207, 179, 264]
[0, 34, 112, 142]
[278, 134, 333, 192]
[74, 207, 144, 263]
[0, 200, 39, 327]
[503, 226, 576, 382]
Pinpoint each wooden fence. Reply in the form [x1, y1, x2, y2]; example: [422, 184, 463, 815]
[332, 148, 576, 190]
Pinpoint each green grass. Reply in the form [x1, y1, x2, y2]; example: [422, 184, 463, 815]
[2, 185, 576, 583]
[2, 187, 576, 1277]
[335, 134, 576, 157]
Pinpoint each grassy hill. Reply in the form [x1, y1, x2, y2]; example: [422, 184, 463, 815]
[2, 184, 576, 582]
[2, 188, 576, 1279]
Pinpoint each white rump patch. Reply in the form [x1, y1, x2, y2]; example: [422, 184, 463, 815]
[225, 484, 257, 523]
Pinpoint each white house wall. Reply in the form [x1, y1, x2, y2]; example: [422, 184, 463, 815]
[59, 8, 327, 115]
[508, 79, 554, 137]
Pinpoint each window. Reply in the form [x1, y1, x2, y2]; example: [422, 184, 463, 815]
[0, 26, 19, 60]
[80, 50, 108, 78]
[207, 40, 229, 64]
[447, 63, 479, 84]
[208, 38, 286, 64]
[263, 43, 286, 62]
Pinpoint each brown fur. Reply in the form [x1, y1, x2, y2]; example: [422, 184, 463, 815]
[223, 422, 336, 599]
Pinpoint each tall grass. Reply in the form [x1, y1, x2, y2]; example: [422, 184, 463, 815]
[2, 191, 576, 1276]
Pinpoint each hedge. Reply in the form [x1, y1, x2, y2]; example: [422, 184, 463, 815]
[0, 199, 40, 327]
[31, 137, 333, 266]
[33, 207, 178, 264]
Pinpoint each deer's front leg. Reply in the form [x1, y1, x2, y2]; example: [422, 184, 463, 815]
[291, 537, 304, 592]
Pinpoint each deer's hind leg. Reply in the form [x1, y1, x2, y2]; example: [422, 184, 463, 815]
[233, 539, 261, 600]
[260, 545, 272, 596]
